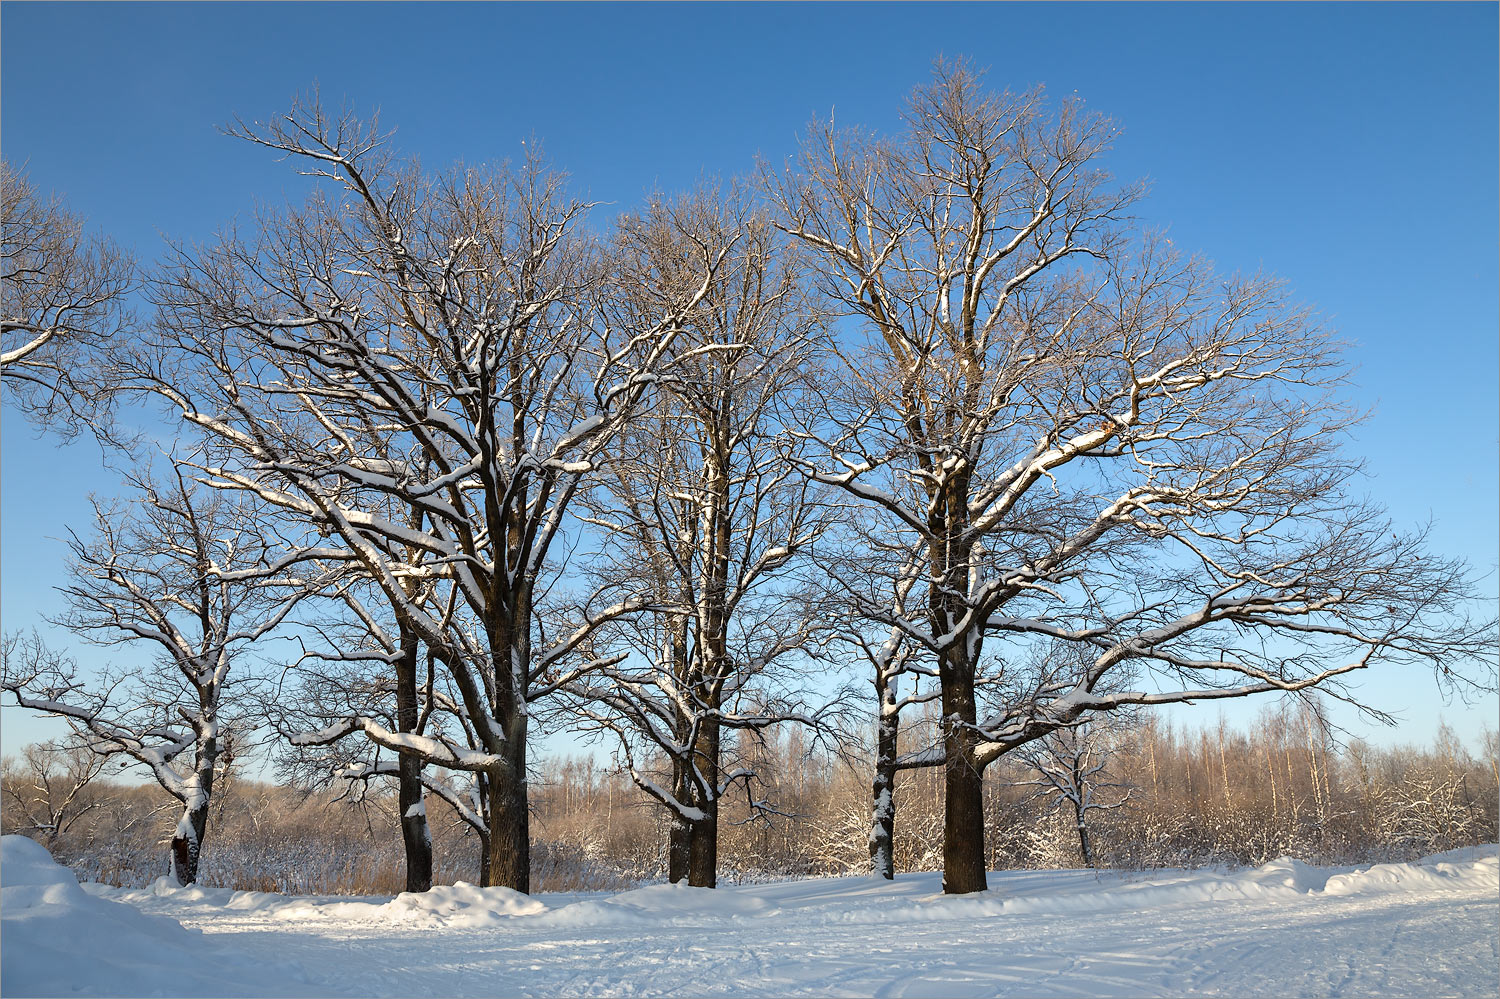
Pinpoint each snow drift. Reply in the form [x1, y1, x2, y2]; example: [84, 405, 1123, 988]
[4, 834, 1495, 997]
[0, 835, 321, 998]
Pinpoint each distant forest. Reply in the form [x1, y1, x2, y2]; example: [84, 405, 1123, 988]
[7, 708, 1494, 895]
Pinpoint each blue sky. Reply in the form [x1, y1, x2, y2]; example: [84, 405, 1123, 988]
[3, 2, 1496, 757]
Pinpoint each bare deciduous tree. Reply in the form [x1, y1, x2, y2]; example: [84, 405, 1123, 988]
[134, 100, 726, 891]
[770, 61, 1496, 893]
[1, 160, 134, 438]
[567, 187, 831, 887]
[1, 740, 113, 848]
[1014, 714, 1135, 867]
[270, 574, 440, 892]
[2, 468, 319, 883]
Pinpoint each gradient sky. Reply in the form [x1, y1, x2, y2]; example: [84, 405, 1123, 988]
[3, 2, 1496, 758]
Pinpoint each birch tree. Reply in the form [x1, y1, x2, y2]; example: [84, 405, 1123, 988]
[566, 188, 830, 887]
[1, 469, 317, 883]
[770, 61, 1496, 893]
[136, 101, 724, 891]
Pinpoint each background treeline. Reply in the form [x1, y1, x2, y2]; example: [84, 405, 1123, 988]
[7, 708, 1494, 894]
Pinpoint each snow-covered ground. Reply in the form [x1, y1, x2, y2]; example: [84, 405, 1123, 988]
[3, 834, 1495, 998]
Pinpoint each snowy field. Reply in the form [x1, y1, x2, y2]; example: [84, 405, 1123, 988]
[3, 835, 1495, 998]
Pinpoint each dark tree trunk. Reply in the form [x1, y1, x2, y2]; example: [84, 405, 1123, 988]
[666, 714, 721, 887]
[397, 757, 432, 892]
[476, 767, 494, 885]
[168, 805, 208, 886]
[486, 744, 529, 891]
[395, 631, 433, 893]
[685, 716, 720, 888]
[1073, 798, 1094, 868]
[485, 604, 531, 892]
[668, 811, 692, 883]
[687, 805, 718, 888]
[940, 668, 987, 894]
[667, 736, 694, 884]
[478, 834, 493, 886]
[933, 475, 987, 895]
[869, 694, 899, 880]
[667, 670, 695, 884]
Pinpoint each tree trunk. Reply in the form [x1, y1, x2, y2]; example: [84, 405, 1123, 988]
[685, 444, 731, 891]
[667, 677, 695, 884]
[486, 744, 529, 891]
[936, 587, 987, 893]
[668, 811, 693, 883]
[478, 833, 493, 886]
[168, 803, 208, 885]
[933, 473, 988, 895]
[168, 733, 216, 885]
[1073, 798, 1094, 868]
[940, 685, 987, 894]
[482, 596, 532, 892]
[395, 632, 433, 893]
[397, 755, 433, 892]
[474, 767, 494, 886]
[686, 807, 719, 888]
[486, 749, 529, 891]
[686, 716, 720, 888]
[869, 692, 899, 880]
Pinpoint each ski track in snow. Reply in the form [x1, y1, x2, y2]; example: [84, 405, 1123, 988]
[3, 836, 1495, 998]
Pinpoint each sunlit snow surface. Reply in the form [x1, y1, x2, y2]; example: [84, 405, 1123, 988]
[3, 834, 1495, 997]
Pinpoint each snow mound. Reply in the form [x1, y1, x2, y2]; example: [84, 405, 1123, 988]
[536, 881, 779, 928]
[2, 833, 86, 891]
[99, 875, 305, 917]
[1420, 843, 1498, 864]
[829, 846, 1500, 924]
[1323, 847, 1499, 897]
[0, 835, 326, 997]
[375, 881, 547, 927]
[1242, 855, 1332, 893]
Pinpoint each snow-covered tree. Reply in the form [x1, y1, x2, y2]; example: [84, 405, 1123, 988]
[135, 100, 726, 891]
[2, 468, 320, 883]
[820, 537, 937, 880]
[1014, 715, 1134, 867]
[276, 564, 524, 889]
[0, 740, 113, 849]
[566, 187, 832, 887]
[768, 60, 1496, 893]
[270, 574, 441, 892]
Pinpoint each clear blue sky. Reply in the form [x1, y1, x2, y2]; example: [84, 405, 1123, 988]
[3, 2, 1496, 757]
